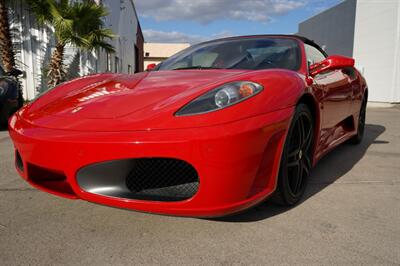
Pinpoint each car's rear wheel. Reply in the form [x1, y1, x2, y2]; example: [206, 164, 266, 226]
[272, 103, 314, 206]
[350, 95, 367, 145]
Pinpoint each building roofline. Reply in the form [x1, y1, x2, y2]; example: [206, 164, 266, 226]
[298, 0, 354, 26]
[128, 0, 143, 39]
[144, 42, 191, 45]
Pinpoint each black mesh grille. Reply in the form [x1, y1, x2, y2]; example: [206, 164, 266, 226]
[125, 158, 199, 202]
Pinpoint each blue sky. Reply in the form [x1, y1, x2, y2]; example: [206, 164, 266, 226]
[135, 0, 342, 43]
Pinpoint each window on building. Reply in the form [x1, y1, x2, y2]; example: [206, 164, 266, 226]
[106, 52, 112, 72]
[95, 48, 99, 72]
[115, 56, 120, 73]
[135, 45, 139, 73]
[304, 44, 326, 69]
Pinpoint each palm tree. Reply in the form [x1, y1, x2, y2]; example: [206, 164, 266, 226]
[0, 0, 16, 72]
[27, 0, 115, 88]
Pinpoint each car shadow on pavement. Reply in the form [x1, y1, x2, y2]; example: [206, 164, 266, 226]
[214, 124, 387, 223]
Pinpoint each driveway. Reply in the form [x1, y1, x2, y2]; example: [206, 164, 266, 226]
[1, 106, 399, 265]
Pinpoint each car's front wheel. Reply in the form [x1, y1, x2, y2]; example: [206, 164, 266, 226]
[272, 103, 314, 206]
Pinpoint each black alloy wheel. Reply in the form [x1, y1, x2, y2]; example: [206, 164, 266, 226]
[272, 103, 314, 206]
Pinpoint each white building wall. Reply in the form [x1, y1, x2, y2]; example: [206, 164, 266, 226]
[8, 0, 140, 100]
[298, 0, 357, 57]
[95, 0, 139, 74]
[353, 0, 400, 103]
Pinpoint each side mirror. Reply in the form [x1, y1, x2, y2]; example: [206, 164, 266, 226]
[146, 63, 157, 71]
[309, 55, 355, 77]
[7, 68, 24, 77]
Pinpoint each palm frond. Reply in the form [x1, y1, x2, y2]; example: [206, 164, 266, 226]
[25, 0, 52, 26]
[70, 2, 109, 36]
[86, 28, 116, 42]
[91, 41, 115, 53]
[26, 0, 116, 78]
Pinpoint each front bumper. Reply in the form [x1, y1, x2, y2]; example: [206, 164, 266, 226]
[9, 107, 293, 217]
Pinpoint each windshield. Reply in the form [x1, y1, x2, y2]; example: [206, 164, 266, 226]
[158, 38, 301, 71]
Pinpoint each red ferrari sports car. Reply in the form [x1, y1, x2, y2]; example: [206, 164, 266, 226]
[9, 35, 367, 217]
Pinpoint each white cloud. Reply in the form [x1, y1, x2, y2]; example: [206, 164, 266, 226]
[135, 0, 306, 24]
[143, 29, 233, 44]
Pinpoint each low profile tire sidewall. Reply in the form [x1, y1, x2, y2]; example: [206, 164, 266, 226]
[351, 94, 367, 144]
[277, 104, 313, 205]
[357, 97, 367, 139]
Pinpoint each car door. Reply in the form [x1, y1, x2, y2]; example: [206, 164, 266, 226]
[305, 44, 353, 135]
[342, 66, 362, 115]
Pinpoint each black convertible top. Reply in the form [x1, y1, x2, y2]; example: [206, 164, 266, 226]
[291, 35, 328, 57]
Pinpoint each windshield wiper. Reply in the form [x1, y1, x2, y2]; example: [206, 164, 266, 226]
[172, 66, 223, 70]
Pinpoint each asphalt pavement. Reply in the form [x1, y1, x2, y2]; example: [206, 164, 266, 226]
[1, 106, 399, 265]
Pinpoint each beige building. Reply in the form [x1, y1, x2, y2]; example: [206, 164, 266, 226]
[144, 43, 190, 69]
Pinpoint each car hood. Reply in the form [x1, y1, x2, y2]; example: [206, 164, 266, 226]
[26, 70, 248, 119]
[20, 69, 305, 131]
[23, 69, 302, 131]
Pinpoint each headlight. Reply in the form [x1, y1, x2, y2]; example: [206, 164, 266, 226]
[175, 81, 263, 116]
[0, 86, 7, 96]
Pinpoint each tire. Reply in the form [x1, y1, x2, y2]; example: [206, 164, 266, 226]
[349, 95, 367, 145]
[271, 103, 314, 206]
[0, 101, 13, 129]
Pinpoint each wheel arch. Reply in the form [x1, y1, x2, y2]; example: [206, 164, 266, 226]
[297, 93, 319, 127]
[296, 93, 320, 165]
[364, 87, 369, 100]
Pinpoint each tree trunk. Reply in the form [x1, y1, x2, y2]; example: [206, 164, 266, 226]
[47, 42, 65, 88]
[0, 0, 15, 72]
